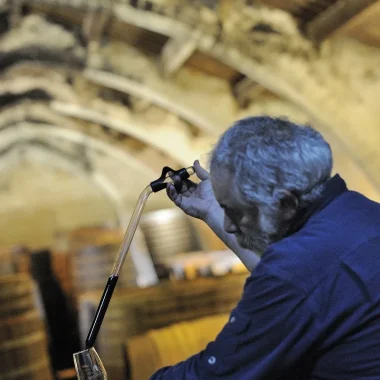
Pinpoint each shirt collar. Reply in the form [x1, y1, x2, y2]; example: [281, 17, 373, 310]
[286, 174, 348, 237]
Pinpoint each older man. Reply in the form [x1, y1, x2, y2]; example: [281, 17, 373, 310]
[150, 116, 380, 379]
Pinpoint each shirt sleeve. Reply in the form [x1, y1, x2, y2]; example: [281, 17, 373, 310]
[150, 268, 320, 380]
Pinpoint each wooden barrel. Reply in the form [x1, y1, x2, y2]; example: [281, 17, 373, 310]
[55, 226, 125, 251]
[72, 245, 137, 294]
[0, 358, 53, 380]
[56, 227, 139, 296]
[0, 311, 53, 380]
[0, 274, 35, 319]
[0, 250, 15, 276]
[55, 368, 77, 380]
[125, 314, 229, 380]
[0, 311, 43, 342]
[140, 209, 201, 265]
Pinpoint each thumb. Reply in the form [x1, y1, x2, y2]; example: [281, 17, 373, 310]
[194, 159, 209, 181]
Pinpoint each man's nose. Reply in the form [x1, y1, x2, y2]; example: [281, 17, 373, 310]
[224, 214, 239, 234]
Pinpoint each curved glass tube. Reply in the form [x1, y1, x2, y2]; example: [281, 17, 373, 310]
[111, 185, 153, 276]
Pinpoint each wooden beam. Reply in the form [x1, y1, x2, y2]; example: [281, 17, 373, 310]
[0, 77, 77, 102]
[84, 69, 218, 135]
[0, 0, 9, 8]
[306, 0, 378, 42]
[82, 7, 112, 68]
[113, 3, 188, 37]
[0, 103, 76, 130]
[50, 100, 196, 165]
[232, 76, 265, 108]
[158, 32, 199, 77]
[1, 121, 157, 176]
[9, 0, 22, 28]
[82, 8, 112, 43]
[82, 7, 112, 66]
[333, 1, 380, 48]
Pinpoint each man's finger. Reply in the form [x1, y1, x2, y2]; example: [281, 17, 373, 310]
[183, 179, 197, 191]
[167, 184, 178, 201]
[170, 176, 196, 194]
[194, 160, 210, 181]
[167, 184, 186, 208]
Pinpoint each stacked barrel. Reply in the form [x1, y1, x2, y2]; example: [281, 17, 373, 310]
[55, 226, 138, 299]
[126, 313, 230, 380]
[0, 273, 53, 380]
[140, 209, 201, 266]
[0, 248, 15, 276]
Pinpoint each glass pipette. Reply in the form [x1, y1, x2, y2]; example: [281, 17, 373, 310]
[84, 166, 195, 349]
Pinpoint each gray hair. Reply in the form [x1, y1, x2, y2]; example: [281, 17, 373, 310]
[210, 116, 333, 210]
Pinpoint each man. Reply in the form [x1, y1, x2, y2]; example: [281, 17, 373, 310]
[151, 116, 380, 379]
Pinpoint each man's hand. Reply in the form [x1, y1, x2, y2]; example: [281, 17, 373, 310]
[166, 160, 219, 222]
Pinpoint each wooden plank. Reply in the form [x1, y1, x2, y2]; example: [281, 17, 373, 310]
[9, 0, 23, 28]
[334, 1, 380, 48]
[159, 33, 199, 77]
[306, 0, 378, 42]
[82, 8, 112, 44]
[0, 77, 77, 103]
[185, 51, 240, 81]
[113, 3, 188, 37]
[232, 76, 265, 108]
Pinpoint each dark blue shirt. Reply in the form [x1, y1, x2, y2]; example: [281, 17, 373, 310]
[151, 175, 380, 379]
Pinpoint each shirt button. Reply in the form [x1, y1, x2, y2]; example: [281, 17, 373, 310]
[208, 356, 216, 365]
[230, 316, 236, 323]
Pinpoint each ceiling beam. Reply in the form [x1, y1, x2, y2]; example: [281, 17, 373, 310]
[113, 3, 188, 37]
[82, 7, 112, 67]
[0, 101, 184, 174]
[0, 77, 77, 102]
[82, 7, 112, 44]
[9, 0, 22, 28]
[331, 1, 380, 48]
[306, 0, 378, 42]
[158, 32, 199, 77]
[50, 100, 197, 166]
[232, 76, 265, 108]
[0, 121, 157, 177]
[84, 69, 218, 135]
[0, 102, 77, 130]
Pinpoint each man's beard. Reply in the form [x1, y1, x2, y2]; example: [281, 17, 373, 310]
[235, 231, 271, 256]
[235, 211, 287, 256]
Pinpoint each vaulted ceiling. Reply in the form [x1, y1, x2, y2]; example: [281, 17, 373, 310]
[0, 0, 380, 246]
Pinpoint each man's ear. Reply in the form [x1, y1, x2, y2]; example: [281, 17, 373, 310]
[274, 189, 299, 221]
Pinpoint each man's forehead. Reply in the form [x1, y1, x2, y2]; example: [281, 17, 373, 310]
[211, 166, 256, 210]
[211, 167, 242, 205]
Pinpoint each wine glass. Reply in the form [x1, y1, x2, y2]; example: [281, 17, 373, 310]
[73, 347, 107, 380]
